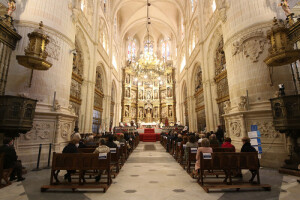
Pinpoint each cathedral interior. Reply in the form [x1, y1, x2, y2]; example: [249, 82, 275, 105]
[0, 0, 300, 199]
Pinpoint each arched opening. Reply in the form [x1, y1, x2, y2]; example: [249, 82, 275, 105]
[214, 37, 229, 131]
[194, 64, 206, 132]
[92, 65, 105, 133]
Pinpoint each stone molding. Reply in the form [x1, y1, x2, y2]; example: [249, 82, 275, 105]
[15, 20, 74, 48]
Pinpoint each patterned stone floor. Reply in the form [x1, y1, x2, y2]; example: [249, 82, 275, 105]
[0, 142, 299, 200]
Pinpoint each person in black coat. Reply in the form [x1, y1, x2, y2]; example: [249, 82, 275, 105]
[216, 126, 224, 145]
[0, 138, 25, 181]
[62, 139, 79, 182]
[241, 137, 259, 183]
[106, 135, 117, 148]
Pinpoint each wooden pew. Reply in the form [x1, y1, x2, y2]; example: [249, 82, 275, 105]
[186, 147, 198, 173]
[0, 153, 13, 188]
[110, 148, 120, 178]
[198, 152, 271, 193]
[41, 152, 111, 193]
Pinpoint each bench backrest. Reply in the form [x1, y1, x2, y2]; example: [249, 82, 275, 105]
[200, 152, 259, 171]
[78, 148, 96, 153]
[51, 152, 111, 170]
[110, 148, 120, 163]
[212, 147, 235, 152]
[187, 147, 198, 161]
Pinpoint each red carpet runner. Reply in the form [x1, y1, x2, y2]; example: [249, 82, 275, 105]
[143, 128, 156, 142]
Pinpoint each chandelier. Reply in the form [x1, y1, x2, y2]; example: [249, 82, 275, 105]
[129, 0, 166, 80]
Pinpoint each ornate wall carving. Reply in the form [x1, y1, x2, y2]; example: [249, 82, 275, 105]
[60, 122, 72, 138]
[21, 121, 55, 142]
[229, 121, 242, 137]
[232, 31, 267, 62]
[251, 121, 281, 138]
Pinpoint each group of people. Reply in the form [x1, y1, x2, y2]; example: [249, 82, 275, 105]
[162, 127, 259, 183]
[62, 128, 138, 182]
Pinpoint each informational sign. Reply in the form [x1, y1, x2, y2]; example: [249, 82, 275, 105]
[110, 148, 117, 153]
[99, 153, 107, 159]
[248, 125, 263, 156]
[203, 153, 212, 159]
[191, 148, 198, 153]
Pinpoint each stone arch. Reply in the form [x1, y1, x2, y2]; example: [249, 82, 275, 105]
[75, 26, 91, 79]
[206, 25, 229, 130]
[110, 80, 118, 130]
[95, 62, 108, 94]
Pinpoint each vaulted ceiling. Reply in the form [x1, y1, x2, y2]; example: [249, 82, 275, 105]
[114, 0, 184, 43]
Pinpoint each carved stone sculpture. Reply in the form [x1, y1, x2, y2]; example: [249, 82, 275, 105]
[238, 96, 248, 111]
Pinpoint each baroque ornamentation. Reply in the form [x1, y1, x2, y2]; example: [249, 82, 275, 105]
[216, 0, 230, 23]
[60, 123, 71, 138]
[238, 96, 248, 111]
[230, 121, 242, 137]
[223, 101, 231, 114]
[22, 122, 53, 141]
[232, 31, 267, 63]
[252, 121, 281, 138]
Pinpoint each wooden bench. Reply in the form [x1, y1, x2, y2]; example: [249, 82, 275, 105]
[110, 148, 120, 178]
[198, 152, 271, 193]
[186, 147, 198, 173]
[0, 153, 13, 188]
[41, 152, 111, 192]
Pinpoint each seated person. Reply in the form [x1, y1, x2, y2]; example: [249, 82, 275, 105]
[70, 127, 81, 140]
[106, 135, 117, 148]
[241, 137, 259, 183]
[176, 134, 183, 143]
[209, 134, 219, 146]
[85, 135, 97, 146]
[113, 135, 120, 146]
[62, 139, 79, 182]
[118, 134, 126, 143]
[198, 134, 206, 144]
[221, 137, 235, 151]
[184, 135, 198, 160]
[182, 136, 188, 144]
[0, 137, 25, 181]
[93, 139, 110, 182]
[78, 139, 87, 148]
[195, 138, 213, 172]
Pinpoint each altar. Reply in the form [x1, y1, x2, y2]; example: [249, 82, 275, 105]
[140, 122, 158, 128]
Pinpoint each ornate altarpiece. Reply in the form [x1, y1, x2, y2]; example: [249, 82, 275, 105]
[121, 64, 176, 124]
[214, 38, 230, 130]
[194, 66, 206, 131]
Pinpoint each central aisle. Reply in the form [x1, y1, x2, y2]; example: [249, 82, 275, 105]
[86, 142, 222, 200]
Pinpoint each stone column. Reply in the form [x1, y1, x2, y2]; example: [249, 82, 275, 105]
[5, 0, 77, 168]
[222, 0, 292, 167]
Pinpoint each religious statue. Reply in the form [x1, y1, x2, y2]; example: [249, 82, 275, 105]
[125, 87, 130, 97]
[125, 74, 130, 84]
[278, 0, 292, 17]
[146, 90, 152, 100]
[7, 0, 16, 17]
[95, 71, 103, 92]
[168, 106, 173, 117]
[154, 107, 158, 118]
[125, 106, 129, 117]
[161, 91, 166, 100]
[139, 107, 143, 118]
[238, 96, 248, 111]
[167, 87, 172, 97]
[139, 90, 143, 99]
[131, 90, 136, 99]
[154, 90, 158, 99]
[167, 74, 172, 83]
